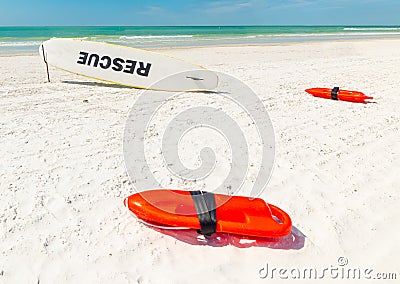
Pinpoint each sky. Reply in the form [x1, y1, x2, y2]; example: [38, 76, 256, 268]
[0, 0, 399, 26]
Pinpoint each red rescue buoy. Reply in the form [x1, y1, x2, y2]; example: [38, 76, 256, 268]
[305, 87, 373, 103]
[124, 189, 292, 238]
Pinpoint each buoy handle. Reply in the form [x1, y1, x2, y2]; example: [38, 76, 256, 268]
[268, 204, 292, 228]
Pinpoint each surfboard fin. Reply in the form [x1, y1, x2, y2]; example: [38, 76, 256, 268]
[186, 76, 204, 81]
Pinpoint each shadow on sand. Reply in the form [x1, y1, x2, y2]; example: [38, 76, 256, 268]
[147, 224, 305, 249]
[62, 80, 133, 89]
[62, 80, 230, 94]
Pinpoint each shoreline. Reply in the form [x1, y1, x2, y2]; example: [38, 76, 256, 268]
[1, 37, 400, 57]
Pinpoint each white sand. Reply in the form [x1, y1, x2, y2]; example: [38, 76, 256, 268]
[1, 39, 399, 283]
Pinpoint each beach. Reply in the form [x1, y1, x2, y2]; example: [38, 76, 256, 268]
[1, 38, 400, 283]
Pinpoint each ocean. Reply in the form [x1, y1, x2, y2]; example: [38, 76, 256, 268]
[1, 26, 400, 54]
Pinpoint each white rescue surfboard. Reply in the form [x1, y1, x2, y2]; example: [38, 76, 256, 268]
[39, 38, 218, 91]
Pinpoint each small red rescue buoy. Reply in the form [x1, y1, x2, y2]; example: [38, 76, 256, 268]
[306, 87, 373, 103]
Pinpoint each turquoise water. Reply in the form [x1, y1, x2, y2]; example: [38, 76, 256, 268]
[1, 26, 400, 54]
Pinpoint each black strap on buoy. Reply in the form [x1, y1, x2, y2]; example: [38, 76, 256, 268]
[190, 191, 217, 236]
[331, 87, 339, 100]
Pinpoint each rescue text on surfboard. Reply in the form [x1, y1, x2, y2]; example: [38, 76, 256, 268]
[77, 51, 152, 77]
